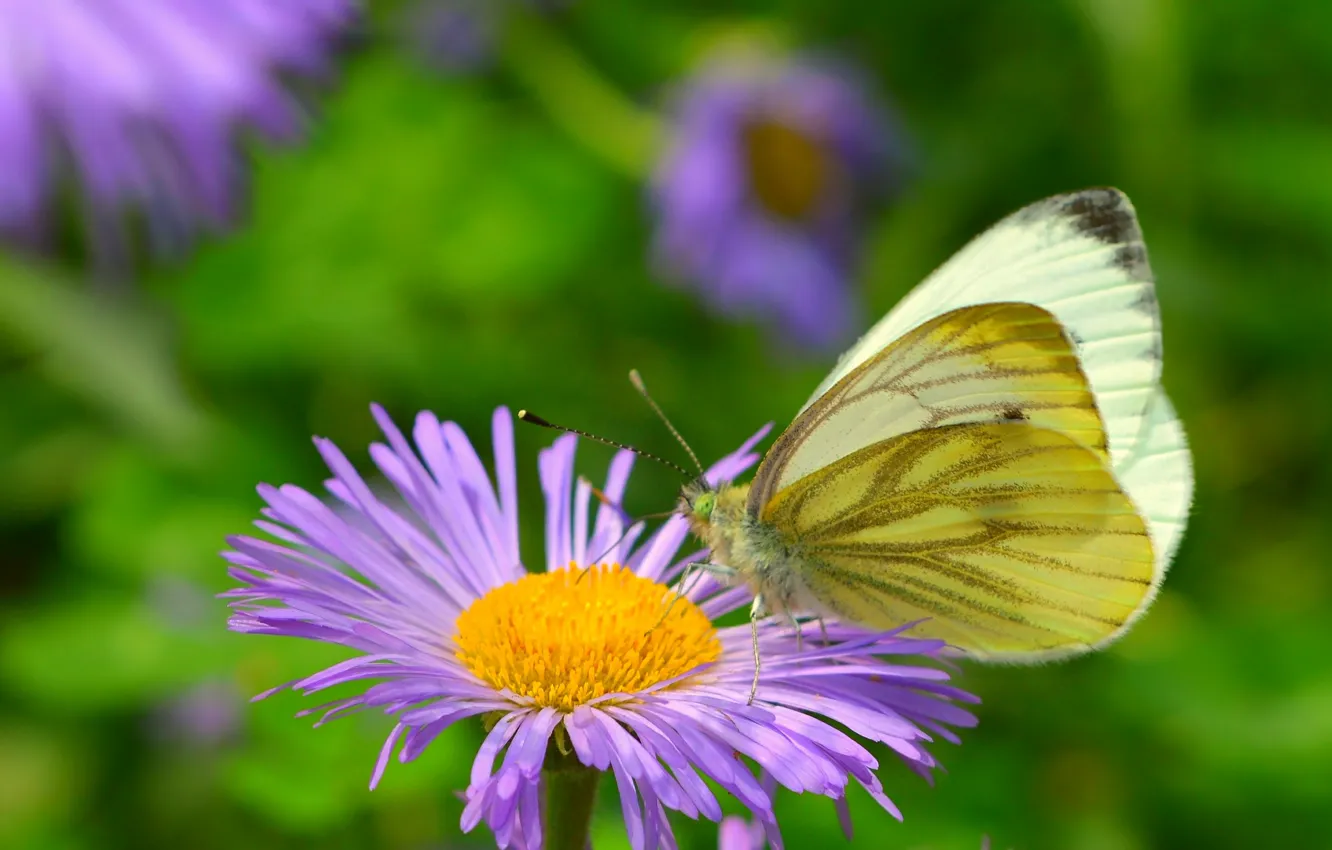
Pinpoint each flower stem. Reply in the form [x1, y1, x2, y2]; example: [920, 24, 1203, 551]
[544, 759, 599, 850]
[500, 11, 663, 180]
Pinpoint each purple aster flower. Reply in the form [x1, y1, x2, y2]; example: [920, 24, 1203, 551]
[223, 405, 976, 849]
[650, 50, 905, 353]
[0, 0, 358, 263]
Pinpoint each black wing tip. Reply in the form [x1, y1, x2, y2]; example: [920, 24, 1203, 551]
[1012, 188, 1155, 282]
[1061, 188, 1142, 245]
[1013, 187, 1139, 241]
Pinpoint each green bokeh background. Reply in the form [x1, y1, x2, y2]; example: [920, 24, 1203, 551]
[2, 2, 1330, 848]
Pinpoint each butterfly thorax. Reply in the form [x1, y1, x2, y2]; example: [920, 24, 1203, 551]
[679, 480, 809, 618]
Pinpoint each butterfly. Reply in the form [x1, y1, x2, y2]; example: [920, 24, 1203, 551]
[677, 188, 1194, 699]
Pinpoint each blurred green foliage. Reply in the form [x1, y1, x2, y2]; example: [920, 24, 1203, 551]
[2, 1, 1331, 848]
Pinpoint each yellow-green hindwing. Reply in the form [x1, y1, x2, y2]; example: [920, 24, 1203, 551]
[760, 423, 1156, 658]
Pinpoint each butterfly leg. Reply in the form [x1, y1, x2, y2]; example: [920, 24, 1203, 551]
[649, 561, 700, 632]
[672, 560, 701, 601]
[674, 560, 734, 602]
[747, 594, 767, 705]
[792, 616, 804, 654]
[649, 561, 734, 634]
[572, 562, 596, 584]
[817, 616, 830, 647]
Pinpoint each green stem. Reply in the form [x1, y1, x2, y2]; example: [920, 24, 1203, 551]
[544, 760, 599, 850]
[500, 12, 663, 180]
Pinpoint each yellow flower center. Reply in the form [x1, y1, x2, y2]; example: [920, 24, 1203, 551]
[454, 564, 721, 712]
[743, 118, 829, 220]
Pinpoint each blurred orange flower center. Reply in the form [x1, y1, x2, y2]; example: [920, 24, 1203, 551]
[743, 118, 829, 220]
[454, 563, 721, 711]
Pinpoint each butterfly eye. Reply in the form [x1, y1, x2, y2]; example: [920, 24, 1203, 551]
[693, 492, 716, 520]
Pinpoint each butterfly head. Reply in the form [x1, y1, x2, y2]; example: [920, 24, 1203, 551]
[679, 478, 718, 533]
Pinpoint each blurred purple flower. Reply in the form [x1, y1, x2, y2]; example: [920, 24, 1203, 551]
[144, 577, 245, 747]
[397, 0, 566, 76]
[0, 0, 358, 264]
[718, 815, 766, 850]
[153, 678, 243, 747]
[223, 405, 976, 849]
[398, 0, 497, 75]
[651, 51, 905, 353]
[715, 814, 995, 849]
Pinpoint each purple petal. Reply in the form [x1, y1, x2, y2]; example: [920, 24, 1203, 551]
[539, 434, 578, 571]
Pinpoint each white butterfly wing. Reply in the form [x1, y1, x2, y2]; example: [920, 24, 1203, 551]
[803, 188, 1161, 466]
[1117, 389, 1193, 586]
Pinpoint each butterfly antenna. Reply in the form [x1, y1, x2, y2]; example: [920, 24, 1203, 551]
[629, 370, 705, 476]
[517, 410, 694, 479]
